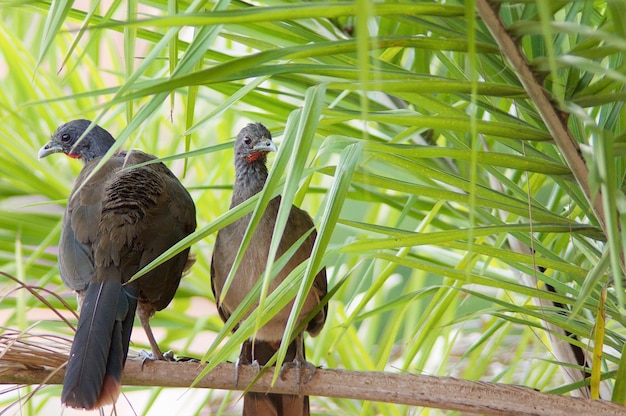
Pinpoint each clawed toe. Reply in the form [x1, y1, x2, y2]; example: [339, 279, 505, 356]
[139, 349, 158, 370]
[234, 357, 241, 386]
[280, 358, 317, 395]
[234, 357, 261, 387]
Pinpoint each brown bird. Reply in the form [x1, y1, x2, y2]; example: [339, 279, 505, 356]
[39, 120, 196, 409]
[211, 123, 327, 416]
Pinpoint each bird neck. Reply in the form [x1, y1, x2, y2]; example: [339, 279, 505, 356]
[232, 159, 269, 206]
[77, 127, 116, 162]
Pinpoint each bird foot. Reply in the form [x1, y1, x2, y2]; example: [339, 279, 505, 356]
[139, 349, 159, 370]
[280, 358, 317, 394]
[139, 349, 177, 370]
[234, 358, 260, 387]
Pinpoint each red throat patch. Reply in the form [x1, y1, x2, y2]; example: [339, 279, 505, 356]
[247, 151, 267, 163]
[66, 153, 81, 159]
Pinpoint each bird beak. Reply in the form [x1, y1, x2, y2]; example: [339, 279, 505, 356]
[38, 142, 63, 159]
[252, 139, 277, 154]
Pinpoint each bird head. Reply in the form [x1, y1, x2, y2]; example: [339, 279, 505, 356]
[235, 123, 277, 165]
[38, 119, 116, 163]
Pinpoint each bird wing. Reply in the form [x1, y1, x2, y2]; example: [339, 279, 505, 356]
[59, 157, 119, 290]
[61, 152, 139, 409]
[285, 204, 328, 336]
[99, 150, 197, 311]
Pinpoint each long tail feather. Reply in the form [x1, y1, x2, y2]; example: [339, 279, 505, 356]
[62, 278, 138, 409]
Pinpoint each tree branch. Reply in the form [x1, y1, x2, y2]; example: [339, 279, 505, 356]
[1, 356, 625, 416]
[475, 0, 606, 234]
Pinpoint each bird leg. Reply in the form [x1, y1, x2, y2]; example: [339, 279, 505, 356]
[137, 302, 169, 363]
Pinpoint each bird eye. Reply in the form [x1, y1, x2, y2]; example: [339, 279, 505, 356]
[61, 133, 71, 142]
[243, 136, 252, 145]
